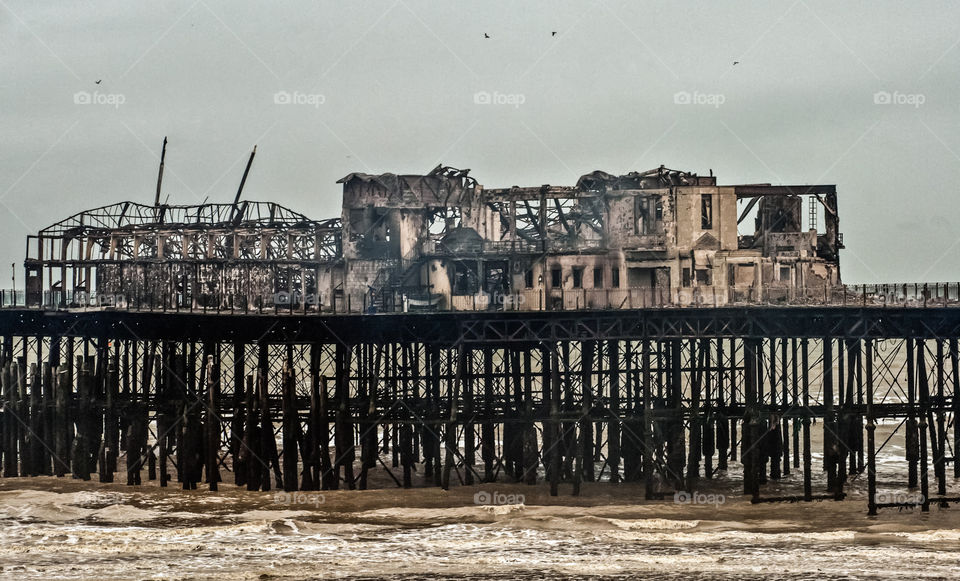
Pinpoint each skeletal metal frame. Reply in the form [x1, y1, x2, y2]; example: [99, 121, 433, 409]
[23, 201, 342, 311]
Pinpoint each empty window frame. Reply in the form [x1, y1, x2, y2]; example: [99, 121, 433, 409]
[701, 194, 713, 230]
[635, 197, 648, 235]
[572, 267, 584, 288]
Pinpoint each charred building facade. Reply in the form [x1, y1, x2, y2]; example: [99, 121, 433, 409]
[24, 165, 841, 311]
[338, 165, 841, 311]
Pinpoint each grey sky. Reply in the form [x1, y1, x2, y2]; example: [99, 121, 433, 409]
[1, 0, 958, 284]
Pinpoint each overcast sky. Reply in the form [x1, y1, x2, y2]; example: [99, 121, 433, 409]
[1, 0, 958, 284]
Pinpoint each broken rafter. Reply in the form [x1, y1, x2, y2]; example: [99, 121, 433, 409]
[154, 137, 167, 208]
[552, 198, 576, 238]
[231, 146, 257, 223]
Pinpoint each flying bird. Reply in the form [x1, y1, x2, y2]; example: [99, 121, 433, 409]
[484, 33, 490, 38]
[733, 61, 739, 66]
[551, 31, 557, 36]
[95, 80, 101, 84]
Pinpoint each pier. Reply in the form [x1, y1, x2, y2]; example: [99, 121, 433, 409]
[1, 158, 958, 514]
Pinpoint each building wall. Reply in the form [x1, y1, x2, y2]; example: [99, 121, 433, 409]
[335, 170, 841, 310]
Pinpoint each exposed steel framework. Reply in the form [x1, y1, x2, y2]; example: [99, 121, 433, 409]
[25, 201, 341, 310]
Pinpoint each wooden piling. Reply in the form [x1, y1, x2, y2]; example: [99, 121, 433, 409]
[206, 349, 221, 491]
[608, 340, 621, 483]
[548, 344, 560, 497]
[917, 340, 930, 511]
[866, 339, 877, 515]
[801, 338, 812, 501]
[231, 342, 246, 487]
[282, 354, 298, 493]
[642, 338, 654, 499]
[906, 338, 918, 489]
[823, 337, 839, 494]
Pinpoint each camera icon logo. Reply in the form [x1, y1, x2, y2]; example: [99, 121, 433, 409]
[474, 91, 492, 105]
[873, 91, 892, 105]
[673, 490, 692, 504]
[274, 90, 292, 105]
[673, 91, 692, 105]
[473, 491, 492, 505]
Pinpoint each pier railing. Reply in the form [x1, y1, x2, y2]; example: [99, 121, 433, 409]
[1, 282, 958, 314]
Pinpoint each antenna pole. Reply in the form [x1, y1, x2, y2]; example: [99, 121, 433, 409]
[231, 145, 256, 220]
[154, 136, 167, 207]
[234, 145, 256, 208]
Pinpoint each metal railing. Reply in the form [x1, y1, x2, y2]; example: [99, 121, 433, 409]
[2, 282, 959, 314]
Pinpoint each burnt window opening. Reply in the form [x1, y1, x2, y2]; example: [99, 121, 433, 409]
[384, 224, 392, 242]
[701, 194, 713, 230]
[349, 208, 365, 235]
[524, 269, 534, 288]
[611, 267, 620, 288]
[695, 268, 712, 286]
[428, 206, 462, 237]
[682, 268, 692, 288]
[637, 196, 664, 234]
[635, 197, 648, 235]
[572, 267, 584, 288]
[551, 268, 561, 287]
[779, 265, 791, 282]
[484, 262, 508, 297]
[453, 263, 479, 295]
[593, 267, 603, 288]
